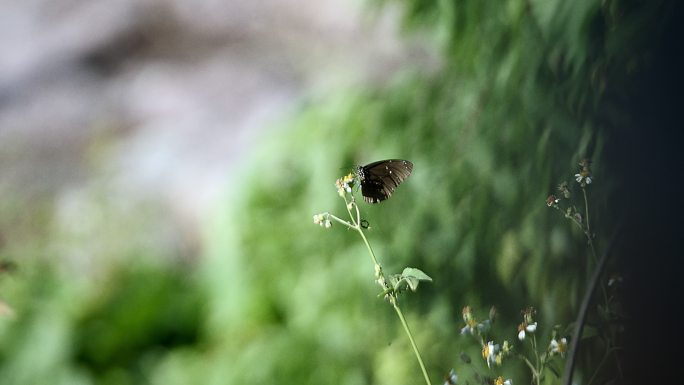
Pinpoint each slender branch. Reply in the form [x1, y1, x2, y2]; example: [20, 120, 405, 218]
[519, 354, 539, 379]
[356, 224, 380, 267]
[562, 221, 623, 385]
[586, 347, 622, 385]
[531, 335, 541, 385]
[340, 193, 431, 385]
[581, 188, 611, 319]
[327, 213, 354, 228]
[582, 187, 591, 238]
[392, 300, 433, 385]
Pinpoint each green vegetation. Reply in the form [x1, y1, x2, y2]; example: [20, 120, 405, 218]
[1, 0, 680, 384]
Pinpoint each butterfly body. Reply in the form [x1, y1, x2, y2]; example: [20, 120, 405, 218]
[356, 159, 413, 203]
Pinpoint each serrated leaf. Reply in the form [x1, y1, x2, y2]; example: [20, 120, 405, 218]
[401, 267, 433, 282]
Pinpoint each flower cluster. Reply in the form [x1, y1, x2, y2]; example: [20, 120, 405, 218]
[460, 306, 493, 335]
[494, 376, 512, 385]
[546, 158, 596, 208]
[460, 306, 478, 335]
[313, 213, 331, 228]
[461, 306, 511, 370]
[335, 173, 355, 197]
[482, 341, 497, 368]
[482, 340, 512, 368]
[546, 194, 560, 207]
[575, 158, 593, 186]
[549, 336, 568, 357]
[517, 307, 537, 341]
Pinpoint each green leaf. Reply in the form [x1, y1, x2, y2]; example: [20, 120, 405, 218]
[393, 278, 407, 292]
[547, 362, 561, 378]
[388, 274, 401, 287]
[405, 276, 420, 291]
[401, 267, 433, 282]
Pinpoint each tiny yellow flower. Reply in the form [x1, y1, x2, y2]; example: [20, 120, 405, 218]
[460, 306, 478, 335]
[335, 173, 355, 197]
[550, 337, 568, 357]
[482, 341, 498, 368]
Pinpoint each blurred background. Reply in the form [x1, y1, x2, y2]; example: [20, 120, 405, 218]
[0, 0, 681, 384]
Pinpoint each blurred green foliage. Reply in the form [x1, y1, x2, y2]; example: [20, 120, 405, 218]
[0, 0, 677, 384]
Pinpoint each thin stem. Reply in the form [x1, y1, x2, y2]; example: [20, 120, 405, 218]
[518, 354, 540, 385]
[582, 187, 591, 237]
[531, 334, 541, 385]
[562, 221, 623, 385]
[392, 299, 433, 385]
[582, 189, 599, 266]
[355, 224, 380, 267]
[341, 193, 431, 385]
[586, 347, 621, 385]
[327, 213, 355, 228]
[581, 188, 611, 318]
[588, 238, 610, 306]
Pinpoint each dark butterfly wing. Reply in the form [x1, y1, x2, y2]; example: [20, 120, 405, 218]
[358, 159, 413, 204]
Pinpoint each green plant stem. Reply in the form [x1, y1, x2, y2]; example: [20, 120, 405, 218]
[581, 188, 611, 313]
[582, 187, 591, 238]
[327, 213, 353, 228]
[356, 224, 381, 267]
[392, 299, 433, 385]
[341, 196, 431, 385]
[586, 347, 621, 385]
[532, 335, 541, 385]
[518, 354, 540, 385]
[562, 222, 623, 385]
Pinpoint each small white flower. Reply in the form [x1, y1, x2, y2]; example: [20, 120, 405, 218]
[575, 172, 593, 185]
[482, 341, 498, 368]
[518, 321, 536, 340]
[336, 173, 355, 196]
[518, 329, 526, 341]
[550, 337, 568, 356]
[313, 213, 332, 228]
[443, 369, 458, 385]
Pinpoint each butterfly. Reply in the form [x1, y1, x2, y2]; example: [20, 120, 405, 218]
[355, 159, 413, 204]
